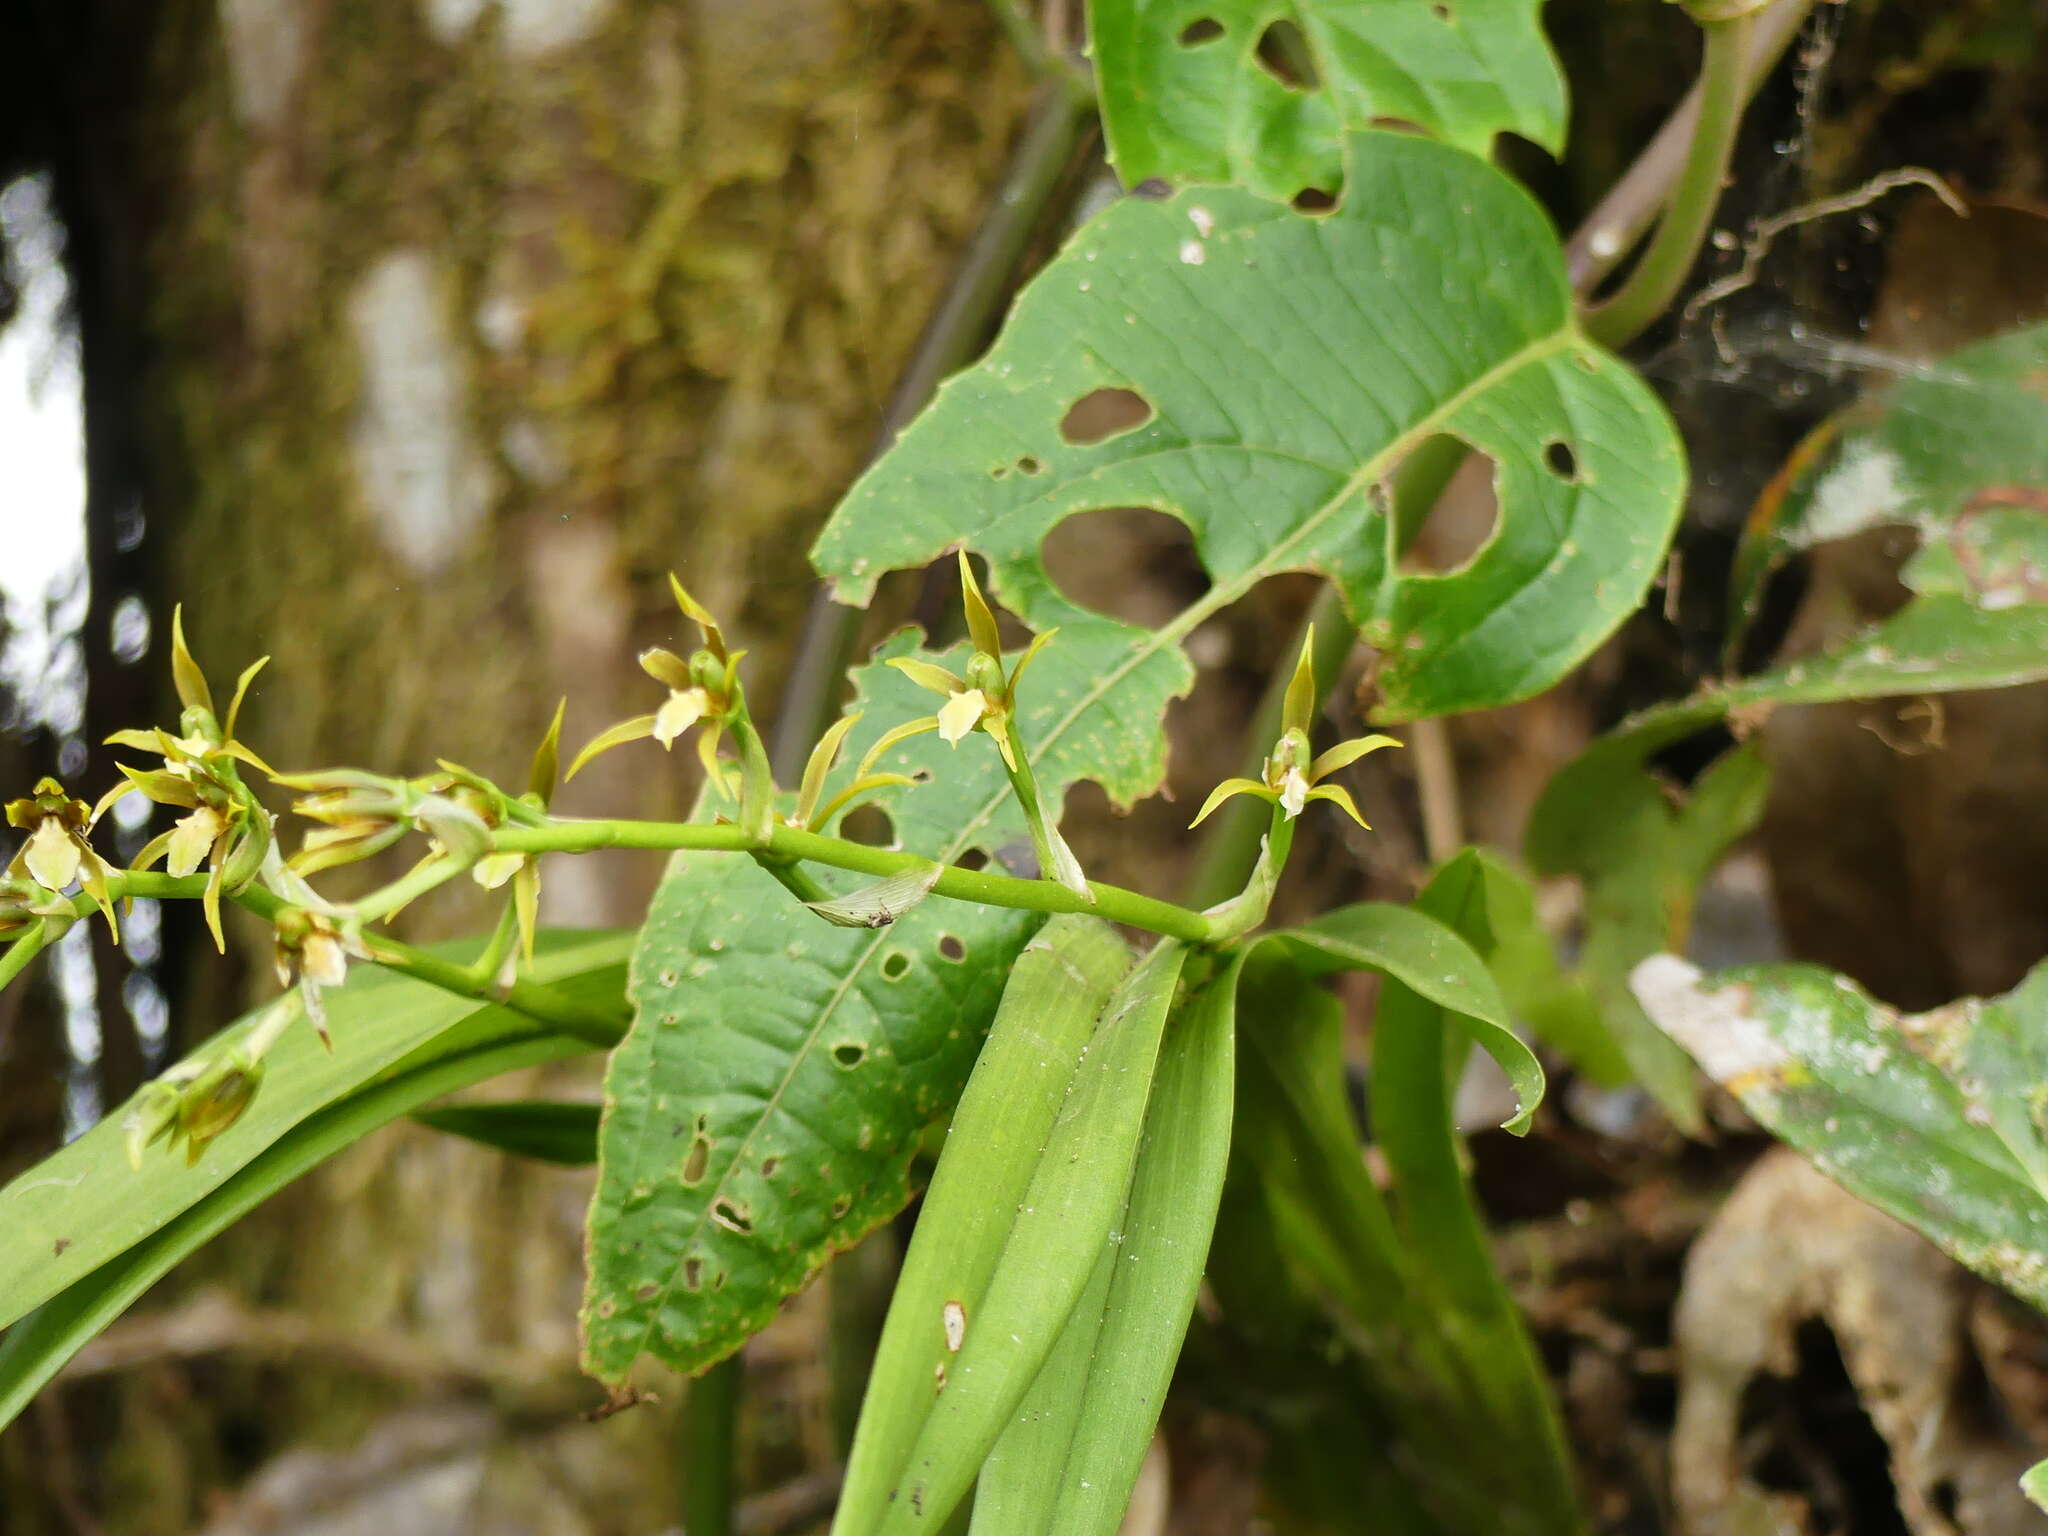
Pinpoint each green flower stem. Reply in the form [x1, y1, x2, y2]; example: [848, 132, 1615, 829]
[489, 820, 1216, 943]
[751, 850, 833, 906]
[1583, 12, 1754, 348]
[1201, 808, 1294, 943]
[993, 718, 1088, 899]
[34, 872, 630, 1047]
[350, 853, 467, 924]
[729, 706, 778, 848]
[0, 918, 61, 993]
[465, 901, 520, 985]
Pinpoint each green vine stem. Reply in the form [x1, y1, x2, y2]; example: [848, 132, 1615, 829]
[489, 820, 1215, 943]
[770, 81, 1098, 776]
[1582, 11, 1755, 348]
[679, 1353, 743, 1536]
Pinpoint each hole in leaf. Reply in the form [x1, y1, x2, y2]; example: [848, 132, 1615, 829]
[880, 951, 911, 981]
[839, 804, 895, 847]
[1041, 507, 1209, 628]
[710, 1198, 753, 1235]
[760, 1156, 780, 1177]
[937, 934, 966, 962]
[683, 1257, 703, 1291]
[713, 1270, 728, 1290]
[1059, 388, 1154, 446]
[831, 1195, 851, 1219]
[1178, 16, 1224, 45]
[1543, 439, 1581, 482]
[682, 1134, 710, 1184]
[1431, 1, 1452, 19]
[956, 847, 989, 872]
[833, 1041, 867, 1068]
[989, 464, 1008, 479]
[1016, 455, 1045, 476]
[1402, 436, 1500, 577]
[1291, 187, 1339, 215]
[1254, 20, 1319, 91]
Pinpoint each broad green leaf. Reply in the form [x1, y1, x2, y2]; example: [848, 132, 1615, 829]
[1729, 321, 2048, 657]
[1089, 0, 1566, 201]
[0, 929, 628, 1333]
[815, 129, 1684, 736]
[972, 952, 1239, 1536]
[1526, 742, 1771, 1132]
[0, 945, 627, 1430]
[412, 1099, 600, 1165]
[1263, 899, 1545, 1132]
[2024, 1459, 2048, 1514]
[833, 915, 1134, 1533]
[580, 635, 1056, 1386]
[1367, 851, 1580, 1531]
[871, 941, 1189, 1536]
[1632, 952, 2048, 1314]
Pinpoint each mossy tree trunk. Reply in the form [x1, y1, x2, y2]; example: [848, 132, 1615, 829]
[4, 0, 1027, 1528]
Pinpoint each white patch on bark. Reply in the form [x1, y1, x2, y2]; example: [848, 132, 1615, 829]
[220, 0, 307, 130]
[422, 0, 614, 55]
[1631, 955, 1793, 1085]
[347, 250, 493, 575]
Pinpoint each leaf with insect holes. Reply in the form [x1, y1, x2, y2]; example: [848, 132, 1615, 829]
[583, 626, 1170, 1385]
[1090, 0, 1566, 203]
[1633, 952, 2048, 1315]
[814, 130, 1682, 733]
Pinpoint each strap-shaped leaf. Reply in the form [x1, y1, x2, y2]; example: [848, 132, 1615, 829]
[832, 915, 1134, 1532]
[971, 953, 1239, 1536]
[1634, 953, 2048, 1315]
[412, 1099, 600, 1165]
[0, 936, 628, 1429]
[867, 941, 1190, 1535]
[815, 129, 1683, 735]
[1262, 899, 1544, 1132]
[1090, 0, 1567, 200]
[0, 930, 628, 1334]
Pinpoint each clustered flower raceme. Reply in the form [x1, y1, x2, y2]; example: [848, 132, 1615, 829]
[5, 569, 1401, 1169]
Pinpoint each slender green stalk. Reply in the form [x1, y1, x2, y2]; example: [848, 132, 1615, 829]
[1583, 14, 1754, 348]
[27, 871, 630, 1046]
[466, 901, 520, 985]
[679, 1354, 743, 1536]
[0, 919, 59, 994]
[350, 853, 466, 923]
[770, 82, 1098, 774]
[490, 820, 1216, 942]
[985, 0, 1090, 101]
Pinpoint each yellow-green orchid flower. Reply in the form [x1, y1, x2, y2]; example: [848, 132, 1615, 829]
[568, 577, 747, 794]
[5, 777, 120, 938]
[1189, 626, 1400, 829]
[95, 607, 275, 950]
[879, 553, 1055, 772]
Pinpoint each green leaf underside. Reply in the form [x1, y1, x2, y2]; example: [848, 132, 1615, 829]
[412, 1100, 600, 1166]
[1090, 0, 1566, 201]
[0, 929, 629, 1334]
[584, 633, 1082, 1385]
[834, 916, 1135, 1534]
[1635, 954, 2048, 1313]
[1262, 900, 1544, 1133]
[973, 953, 1239, 1536]
[0, 952, 626, 1430]
[1730, 321, 2048, 655]
[815, 129, 1683, 739]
